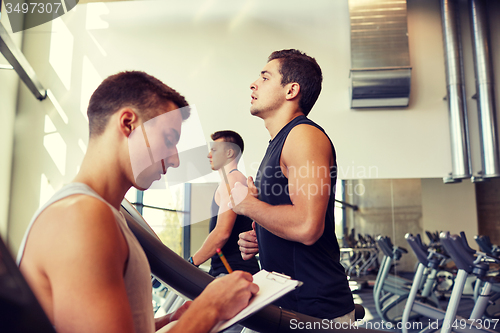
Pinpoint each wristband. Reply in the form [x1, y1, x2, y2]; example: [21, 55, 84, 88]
[188, 256, 199, 267]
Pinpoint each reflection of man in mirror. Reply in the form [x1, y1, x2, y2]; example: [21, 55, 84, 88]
[190, 131, 260, 277]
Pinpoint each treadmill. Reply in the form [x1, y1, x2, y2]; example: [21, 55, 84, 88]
[0, 200, 380, 332]
[121, 199, 380, 333]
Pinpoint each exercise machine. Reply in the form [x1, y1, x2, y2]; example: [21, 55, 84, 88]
[0, 235, 56, 333]
[402, 231, 499, 333]
[121, 199, 377, 333]
[373, 235, 414, 323]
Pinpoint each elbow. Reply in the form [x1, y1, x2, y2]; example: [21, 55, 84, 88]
[302, 235, 321, 246]
[300, 222, 324, 246]
[212, 225, 231, 245]
[218, 231, 231, 245]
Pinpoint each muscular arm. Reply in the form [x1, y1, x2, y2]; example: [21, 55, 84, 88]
[192, 173, 244, 266]
[20, 196, 135, 333]
[232, 125, 334, 246]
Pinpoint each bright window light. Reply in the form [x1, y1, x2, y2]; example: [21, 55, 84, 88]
[39, 174, 55, 208]
[46, 89, 69, 124]
[80, 55, 102, 121]
[43, 132, 67, 176]
[78, 138, 87, 154]
[49, 18, 74, 90]
[44, 115, 56, 133]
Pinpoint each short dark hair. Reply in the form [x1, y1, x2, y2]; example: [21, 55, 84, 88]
[268, 49, 322, 116]
[87, 71, 190, 137]
[211, 130, 244, 156]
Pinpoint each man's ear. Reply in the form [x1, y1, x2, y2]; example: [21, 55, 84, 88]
[286, 82, 300, 100]
[118, 108, 139, 137]
[226, 148, 235, 159]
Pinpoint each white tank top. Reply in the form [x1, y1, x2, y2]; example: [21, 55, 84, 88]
[17, 183, 155, 333]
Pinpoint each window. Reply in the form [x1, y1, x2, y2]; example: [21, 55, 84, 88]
[127, 184, 187, 257]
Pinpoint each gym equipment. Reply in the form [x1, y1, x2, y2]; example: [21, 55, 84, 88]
[402, 233, 450, 333]
[474, 235, 500, 319]
[151, 276, 188, 316]
[402, 231, 499, 333]
[406, 234, 444, 307]
[420, 231, 456, 298]
[475, 236, 500, 258]
[373, 235, 415, 323]
[439, 231, 500, 333]
[121, 199, 375, 333]
[342, 234, 379, 278]
[0, 235, 56, 333]
[341, 232, 380, 292]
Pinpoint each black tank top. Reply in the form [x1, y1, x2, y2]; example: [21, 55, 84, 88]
[254, 115, 354, 319]
[208, 183, 260, 276]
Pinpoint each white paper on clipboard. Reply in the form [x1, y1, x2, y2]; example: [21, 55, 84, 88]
[210, 270, 303, 333]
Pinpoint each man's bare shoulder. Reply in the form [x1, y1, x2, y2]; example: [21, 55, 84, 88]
[289, 123, 330, 144]
[283, 123, 332, 160]
[24, 194, 127, 269]
[36, 194, 117, 234]
[227, 170, 247, 188]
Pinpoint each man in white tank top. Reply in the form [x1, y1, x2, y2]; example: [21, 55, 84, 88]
[17, 71, 259, 333]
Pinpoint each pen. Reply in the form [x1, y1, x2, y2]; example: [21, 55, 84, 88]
[216, 248, 233, 274]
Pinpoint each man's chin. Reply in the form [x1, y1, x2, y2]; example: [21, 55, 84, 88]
[134, 182, 151, 191]
[135, 174, 158, 190]
[250, 107, 261, 117]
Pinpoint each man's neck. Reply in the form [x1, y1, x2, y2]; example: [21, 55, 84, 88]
[263, 109, 304, 139]
[218, 161, 238, 179]
[73, 140, 131, 210]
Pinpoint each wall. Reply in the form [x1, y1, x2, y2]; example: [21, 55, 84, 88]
[189, 183, 217, 266]
[475, 178, 500, 245]
[6, 0, 500, 252]
[421, 178, 478, 249]
[347, 179, 423, 271]
[0, 5, 21, 248]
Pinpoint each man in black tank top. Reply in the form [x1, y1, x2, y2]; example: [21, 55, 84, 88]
[190, 131, 259, 276]
[231, 50, 355, 321]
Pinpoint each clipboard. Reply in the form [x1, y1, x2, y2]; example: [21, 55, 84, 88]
[210, 270, 303, 332]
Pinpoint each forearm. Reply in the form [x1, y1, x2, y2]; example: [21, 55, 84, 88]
[155, 314, 172, 331]
[239, 197, 323, 245]
[193, 230, 229, 266]
[166, 301, 219, 333]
